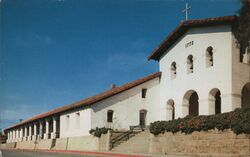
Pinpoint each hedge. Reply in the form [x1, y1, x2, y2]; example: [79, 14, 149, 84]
[89, 127, 111, 137]
[150, 107, 250, 135]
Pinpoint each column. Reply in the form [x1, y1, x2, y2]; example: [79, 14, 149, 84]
[7, 132, 9, 143]
[51, 117, 57, 139]
[181, 103, 189, 118]
[166, 105, 173, 121]
[15, 129, 18, 142]
[39, 120, 43, 140]
[24, 126, 28, 141]
[32, 122, 37, 140]
[20, 127, 23, 141]
[221, 93, 241, 113]
[17, 129, 20, 142]
[198, 98, 215, 115]
[28, 124, 32, 141]
[10, 130, 12, 143]
[22, 126, 25, 141]
[44, 118, 49, 139]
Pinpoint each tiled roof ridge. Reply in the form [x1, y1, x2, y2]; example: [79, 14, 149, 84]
[5, 72, 161, 131]
[147, 15, 237, 61]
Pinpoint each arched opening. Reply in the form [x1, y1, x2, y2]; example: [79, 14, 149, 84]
[167, 99, 175, 120]
[241, 83, 250, 108]
[171, 62, 177, 79]
[183, 90, 199, 116]
[187, 55, 194, 74]
[139, 109, 147, 127]
[206, 46, 213, 67]
[209, 88, 221, 114]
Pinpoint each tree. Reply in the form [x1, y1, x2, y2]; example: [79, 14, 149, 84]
[236, 0, 250, 61]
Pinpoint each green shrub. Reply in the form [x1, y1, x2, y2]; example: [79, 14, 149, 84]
[150, 107, 250, 135]
[89, 127, 111, 137]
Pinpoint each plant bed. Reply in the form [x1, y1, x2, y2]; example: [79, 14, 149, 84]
[150, 107, 250, 135]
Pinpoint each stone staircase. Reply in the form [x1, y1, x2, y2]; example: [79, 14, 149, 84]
[111, 130, 150, 153]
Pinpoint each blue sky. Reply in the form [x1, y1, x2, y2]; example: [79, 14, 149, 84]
[0, 0, 241, 130]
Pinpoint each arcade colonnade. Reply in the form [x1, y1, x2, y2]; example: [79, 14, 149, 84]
[6, 116, 59, 143]
[166, 82, 250, 120]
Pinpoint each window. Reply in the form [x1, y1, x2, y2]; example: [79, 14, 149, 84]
[142, 88, 147, 98]
[171, 62, 177, 79]
[75, 112, 80, 129]
[107, 110, 113, 123]
[187, 55, 193, 73]
[206, 46, 213, 67]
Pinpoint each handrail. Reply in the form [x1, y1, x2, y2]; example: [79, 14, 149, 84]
[110, 131, 133, 148]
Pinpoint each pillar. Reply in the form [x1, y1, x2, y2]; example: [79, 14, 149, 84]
[23, 126, 28, 141]
[38, 120, 43, 140]
[221, 93, 241, 113]
[166, 105, 173, 121]
[7, 132, 9, 143]
[198, 98, 215, 115]
[28, 124, 32, 141]
[15, 129, 17, 142]
[44, 118, 49, 139]
[10, 130, 12, 142]
[51, 117, 57, 139]
[181, 103, 189, 118]
[32, 122, 37, 140]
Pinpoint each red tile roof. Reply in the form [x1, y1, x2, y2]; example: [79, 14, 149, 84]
[147, 15, 237, 61]
[5, 72, 161, 131]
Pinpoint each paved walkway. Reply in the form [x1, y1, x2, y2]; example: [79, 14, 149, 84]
[0, 149, 191, 157]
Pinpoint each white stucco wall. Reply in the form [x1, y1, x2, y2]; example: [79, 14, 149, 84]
[159, 25, 234, 119]
[231, 34, 250, 107]
[60, 108, 92, 138]
[91, 77, 160, 130]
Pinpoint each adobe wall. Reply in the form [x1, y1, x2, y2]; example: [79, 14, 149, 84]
[66, 136, 99, 151]
[1, 134, 107, 152]
[149, 129, 250, 157]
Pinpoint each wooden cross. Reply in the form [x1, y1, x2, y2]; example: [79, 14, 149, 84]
[182, 3, 191, 21]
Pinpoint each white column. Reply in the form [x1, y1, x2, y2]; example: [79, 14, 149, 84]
[166, 105, 173, 121]
[21, 126, 25, 141]
[199, 98, 215, 115]
[28, 124, 32, 140]
[181, 103, 189, 118]
[17, 129, 20, 141]
[32, 122, 37, 140]
[221, 93, 241, 113]
[20, 127, 23, 141]
[12, 130, 15, 142]
[24, 126, 28, 141]
[14, 129, 17, 142]
[39, 120, 43, 140]
[51, 117, 57, 139]
[44, 118, 49, 139]
[10, 131, 12, 142]
[7, 132, 9, 143]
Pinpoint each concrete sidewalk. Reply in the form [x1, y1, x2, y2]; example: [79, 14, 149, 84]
[0, 148, 192, 157]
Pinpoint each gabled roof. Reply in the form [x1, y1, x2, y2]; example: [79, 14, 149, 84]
[147, 15, 237, 61]
[5, 72, 161, 131]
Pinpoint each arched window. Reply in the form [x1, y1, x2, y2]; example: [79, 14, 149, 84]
[167, 99, 175, 120]
[107, 110, 114, 123]
[187, 55, 193, 73]
[171, 62, 177, 79]
[206, 46, 213, 67]
[183, 90, 199, 116]
[209, 88, 221, 115]
[241, 83, 250, 108]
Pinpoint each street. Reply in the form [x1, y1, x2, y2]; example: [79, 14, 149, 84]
[0, 149, 104, 157]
